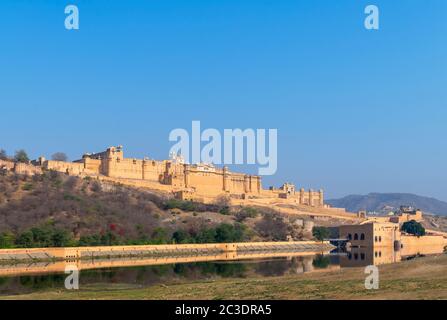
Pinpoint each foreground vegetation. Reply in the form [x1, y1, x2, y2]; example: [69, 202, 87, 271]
[1, 254, 446, 300]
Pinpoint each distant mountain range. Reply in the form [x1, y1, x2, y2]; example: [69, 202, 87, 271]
[326, 193, 447, 216]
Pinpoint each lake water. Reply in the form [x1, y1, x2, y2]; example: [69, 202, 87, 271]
[0, 247, 424, 297]
[0, 253, 343, 296]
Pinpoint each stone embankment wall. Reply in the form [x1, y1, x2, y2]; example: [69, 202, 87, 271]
[400, 235, 447, 256]
[0, 241, 334, 261]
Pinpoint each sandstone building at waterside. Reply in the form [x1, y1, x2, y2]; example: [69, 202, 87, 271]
[339, 221, 447, 267]
[2, 146, 324, 205]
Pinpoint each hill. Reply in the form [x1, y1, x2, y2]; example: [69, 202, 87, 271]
[326, 192, 447, 216]
[0, 171, 310, 248]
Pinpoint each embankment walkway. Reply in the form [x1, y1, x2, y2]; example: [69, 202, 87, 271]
[0, 241, 334, 262]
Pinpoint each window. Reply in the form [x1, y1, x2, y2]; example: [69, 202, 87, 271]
[375, 252, 378, 257]
[379, 251, 382, 257]
[379, 236, 382, 242]
[354, 233, 359, 240]
[361, 253, 365, 260]
[348, 234, 352, 240]
[360, 233, 365, 240]
[354, 253, 358, 260]
[375, 236, 378, 242]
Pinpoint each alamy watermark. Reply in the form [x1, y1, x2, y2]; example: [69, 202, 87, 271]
[65, 5, 79, 30]
[169, 121, 277, 176]
[364, 265, 379, 290]
[65, 265, 79, 290]
[364, 5, 380, 30]
[63, 4, 379, 31]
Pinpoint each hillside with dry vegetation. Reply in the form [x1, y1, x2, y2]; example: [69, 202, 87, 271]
[0, 171, 319, 248]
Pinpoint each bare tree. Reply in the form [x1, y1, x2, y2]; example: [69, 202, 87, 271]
[14, 150, 29, 163]
[255, 213, 289, 241]
[0, 149, 7, 161]
[51, 152, 68, 162]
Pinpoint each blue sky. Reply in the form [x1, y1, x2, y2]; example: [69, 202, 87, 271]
[0, 1, 446, 200]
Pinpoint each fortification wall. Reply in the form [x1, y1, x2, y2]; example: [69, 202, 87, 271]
[260, 188, 323, 207]
[186, 169, 226, 195]
[0, 159, 14, 171]
[389, 212, 423, 223]
[45, 160, 85, 175]
[143, 160, 165, 181]
[102, 158, 165, 182]
[83, 158, 101, 174]
[7, 145, 326, 210]
[14, 162, 43, 175]
[400, 235, 447, 256]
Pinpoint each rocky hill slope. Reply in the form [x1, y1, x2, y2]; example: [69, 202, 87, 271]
[327, 193, 447, 216]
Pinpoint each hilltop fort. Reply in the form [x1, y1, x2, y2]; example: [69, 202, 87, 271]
[2, 145, 325, 207]
[1, 145, 446, 261]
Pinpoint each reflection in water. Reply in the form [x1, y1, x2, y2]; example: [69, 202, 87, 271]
[340, 246, 401, 268]
[0, 246, 440, 296]
[0, 253, 339, 296]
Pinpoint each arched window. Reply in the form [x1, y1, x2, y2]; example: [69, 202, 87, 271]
[354, 233, 359, 240]
[375, 236, 378, 242]
[348, 234, 352, 240]
[379, 251, 382, 257]
[361, 253, 365, 260]
[379, 236, 382, 242]
[375, 252, 378, 258]
[354, 253, 358, 260]
[360, 233, 365, 240]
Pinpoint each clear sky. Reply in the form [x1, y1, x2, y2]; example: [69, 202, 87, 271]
[0, 1, 446, 200]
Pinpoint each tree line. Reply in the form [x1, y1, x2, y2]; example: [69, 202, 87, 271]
[0, 148, 68, 163]
[0, 222, 248, 249]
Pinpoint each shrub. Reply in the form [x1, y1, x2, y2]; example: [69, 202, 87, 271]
[164, 199, 197, 211]
[219, 206, 230, 215]
[215, 223, 247, 243]
[312, 254, 331, 268]
[22, 183, 34, 191]
[196, 228, 217, 243]
[151, 227, 169, 244]
[0, 232, 15, 248]
[172, 230, 191, 244]
[63, 193, 81, 201]
[235, 207, 258, 222]
[78, 234, 101, 246]
[312, 226, 330, 241]
[51, 229, 72, 247]
[16, 231, 34, 247]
